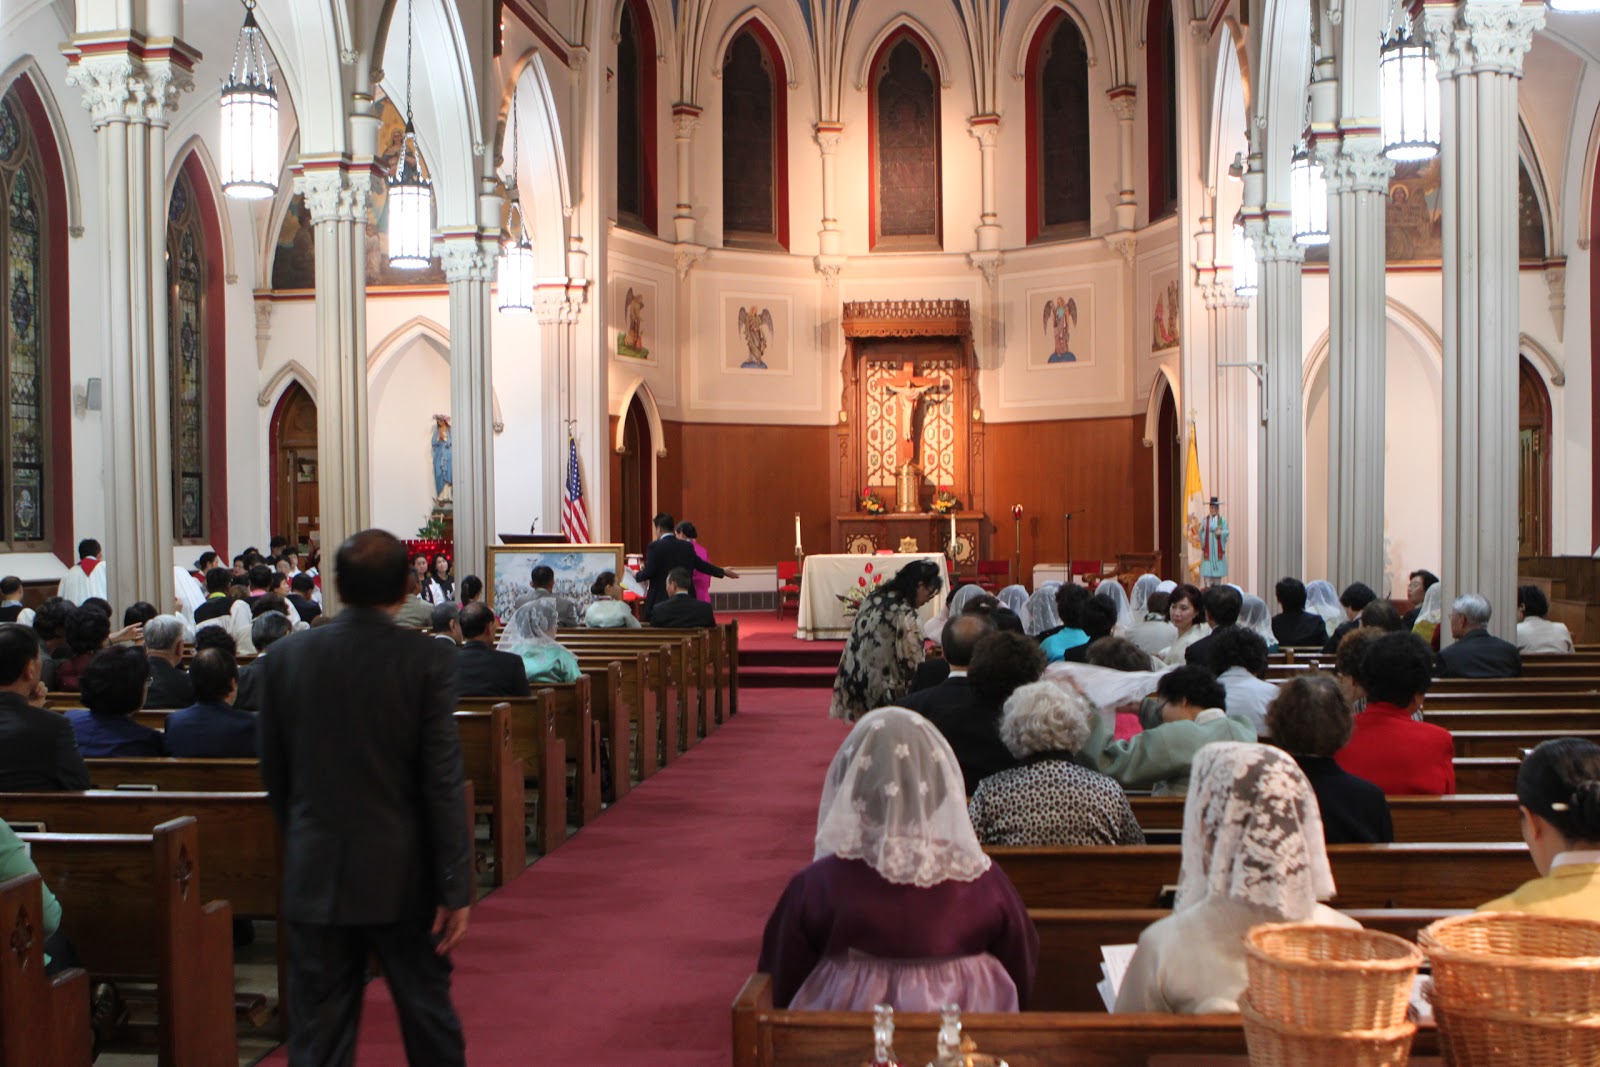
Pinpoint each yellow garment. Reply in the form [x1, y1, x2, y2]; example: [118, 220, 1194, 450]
[1479, 863, 1600, 921]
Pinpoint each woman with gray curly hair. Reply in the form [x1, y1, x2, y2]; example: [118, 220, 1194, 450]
[967, 681, 1145, 847]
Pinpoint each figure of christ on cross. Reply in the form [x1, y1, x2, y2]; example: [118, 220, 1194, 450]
[880, 362, 941, 470]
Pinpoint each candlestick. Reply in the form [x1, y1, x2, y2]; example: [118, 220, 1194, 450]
[794, 512, 802, 550]
[948, 511, 957, 560]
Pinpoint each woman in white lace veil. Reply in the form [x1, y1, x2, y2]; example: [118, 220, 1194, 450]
[1095, 580, 1136, 634]
[758, 706, 1039, 1012]
[924, 583, 992, 642]
[1238, 594, 1278, 652]
[1129, 574, 1161, 619]
[996, 584, 1029, 615]
[1411, 582, 1443, 644]
[1305, 580, 1343, 633]
[1115, 742, 1354, 1014]
[1023, 585, 1063, 636]
[497, 597, 582, 682]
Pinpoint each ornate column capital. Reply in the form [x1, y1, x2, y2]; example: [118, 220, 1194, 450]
[535, 284, 583, 325]
[64, 46, 195, 128]
[1253, 218, 1306, 264]
[296, 167, 373, 225]
[1325, 139, 1395, 195]
[441, 238, 496, 283]
[813, 255, 846, 286]
[967, 114, 1000, 147]
[671, 104, 702, 139]
[1422, 1, 1544, 78]
[1103, 234, 1138, 267]
[813, 123, 844, 154]
[1107, 85, 1138, 123]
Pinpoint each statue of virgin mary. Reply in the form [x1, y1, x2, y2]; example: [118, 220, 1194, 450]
[431, 415, 452, 501]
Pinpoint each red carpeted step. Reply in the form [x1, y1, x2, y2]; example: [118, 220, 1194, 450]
[740, 665, 836, 689]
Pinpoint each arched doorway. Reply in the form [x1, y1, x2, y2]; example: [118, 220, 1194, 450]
[617, 394, 656, 555]
[270, 383, 318, 549]
[1156, 383, 1179, 576]
[1518, 357, 1552, 558]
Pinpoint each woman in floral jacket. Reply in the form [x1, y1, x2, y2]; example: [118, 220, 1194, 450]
[828, 559, 943, 721]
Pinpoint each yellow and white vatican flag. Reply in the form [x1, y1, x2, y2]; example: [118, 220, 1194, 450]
[1183, 423, 1205, 579]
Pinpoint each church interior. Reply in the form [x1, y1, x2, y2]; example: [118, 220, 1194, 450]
[5, 0, 1600, 1063]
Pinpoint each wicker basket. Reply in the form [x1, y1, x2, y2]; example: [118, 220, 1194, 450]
[1420, 912, 1600, 1016]
[1430, 1003, 1600, 1067]
[1240, 995, 1417, 1067]
[1245, 922, 1425, 1031]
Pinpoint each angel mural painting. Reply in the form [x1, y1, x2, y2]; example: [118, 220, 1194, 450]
[1043, 296, 1078, 363]
[431, 415, 452, 503]
[617, 286, 650, 359]
[737, 305, 775, 369]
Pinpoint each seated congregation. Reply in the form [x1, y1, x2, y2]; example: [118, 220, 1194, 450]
[769, 559, 1600, 1018]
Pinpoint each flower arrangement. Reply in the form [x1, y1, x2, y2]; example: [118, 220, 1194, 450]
[932, 485, 959, 514]
[836, 562, 885, 616]
[860, 487, 887, 515]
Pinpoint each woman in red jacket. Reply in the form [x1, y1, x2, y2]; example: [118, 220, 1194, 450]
[1334, 632, 1455, 795]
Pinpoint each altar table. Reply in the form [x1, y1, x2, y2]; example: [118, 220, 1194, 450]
[795, 553, 952, 641]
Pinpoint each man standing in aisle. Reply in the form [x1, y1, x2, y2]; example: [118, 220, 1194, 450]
[260, 529, 471, 1065]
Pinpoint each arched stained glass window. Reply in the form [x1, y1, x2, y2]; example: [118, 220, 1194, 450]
[1027, 11, 1091, 242]
[616, 0, 658, 233]
[870, 33, 941, 250]
[722, 25, 788, 249]
[168, 170, 207, 540]
[0, 92, 48, 545]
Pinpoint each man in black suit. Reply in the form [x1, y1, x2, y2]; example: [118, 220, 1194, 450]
[260, 529, 472, 1065]
[142, 615, 195, 709]
[649, 569, 718, 628]
[633, 513, 740, 615]
[1438, 592, 1522, 679]
[1185, 585, 1242, 672]
[455, 602, 531, 698]
[899, 614, 1010, 794]
[0, 623, 89, 791]
[1271, 577, 1330, 648]
[286, 573, 322, 624]
[235, 611, 293, 712]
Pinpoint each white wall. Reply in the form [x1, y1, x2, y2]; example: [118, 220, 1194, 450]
[369, 336, 452, 536]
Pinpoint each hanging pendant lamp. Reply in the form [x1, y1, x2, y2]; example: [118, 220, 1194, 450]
[496, 88, 536, 314]
[1232, 221, 1258, 298]
[1380, 26, 1440, 162]
[1548, 0, 1600, 14]
[219, 0, 280, 199]
[387, 0, 434, 269]
[1290, 141, 1328, 246]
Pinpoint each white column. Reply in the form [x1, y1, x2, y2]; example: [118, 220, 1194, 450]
[443, 236, 496, 582]
[814, 123, 845, 279]
[1423, 0, 1543, 641]
[536, 289, 581, 536]
[1252, 216, 1305, 593]
[1109, 87, 1138, 231]
[670, 105, 701, 244]
[968, 115, 1001, 250]
[297, 166, 372, 614]
[1323, 137, 1394, 592]
[1203, 280, 1253, 581]
[66, 44, 193, 613]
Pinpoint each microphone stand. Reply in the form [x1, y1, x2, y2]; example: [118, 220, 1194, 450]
[1064, 510, 1086, 583]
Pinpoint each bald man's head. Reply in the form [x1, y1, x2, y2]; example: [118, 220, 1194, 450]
[940, 613, 996, 669]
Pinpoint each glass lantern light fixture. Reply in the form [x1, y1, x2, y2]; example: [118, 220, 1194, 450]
[1232, 220, 1258, 298]
[1290, 141, 1329, 246]
[1379, 26, 1440, 162]
[219, 0, 279, 200]
[387, 0, 434, 269]
[496, 86, 536, 314]
[1548, 0, 1600, 14]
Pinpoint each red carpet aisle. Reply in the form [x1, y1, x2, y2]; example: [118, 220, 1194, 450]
[261, 686, 847, 1067]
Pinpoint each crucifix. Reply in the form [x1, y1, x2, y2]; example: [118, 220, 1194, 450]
[880, 362, 941, 471]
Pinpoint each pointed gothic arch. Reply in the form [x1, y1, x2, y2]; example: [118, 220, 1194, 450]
[867, 26, 944, 250]
[498, 50, 573, 280]
[367, 316, 506, 431]
[0, 57, 81, 238]
[719, 16, 790, 250]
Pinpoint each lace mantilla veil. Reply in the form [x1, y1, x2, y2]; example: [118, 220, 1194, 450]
[813, 707, 992, 887]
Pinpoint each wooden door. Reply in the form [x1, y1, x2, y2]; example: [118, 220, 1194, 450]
[270, 383, 318, 549]
[1156, 383, 1179, 576]
[1518, 358, 1552, 558]
[618, 395, 654, 555]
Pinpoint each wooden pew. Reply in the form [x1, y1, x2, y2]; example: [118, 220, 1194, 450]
[1425, 690, 1600, 711]
[0, 873, 92, 1067]
[460, 686, 603, 827]
[1128, 794, 1521, 842]
[991, 842, 1531, 910]
[572, 645, 679, 766]
[1425, 707, 1600, 732]
[454, 706, 537, 876]
[1451, 729, 1600, 757]
[86, 757, 263, 791]
[731, 974, 1439, 1067]
[568, 634, 696, 754]
[23, 818, 236, 1065]
[1452, 756, 1520, 794]
[1030, 907, 1462, 1011]
[1430, 676, 1600, 695]
[575, 651, 658, 784]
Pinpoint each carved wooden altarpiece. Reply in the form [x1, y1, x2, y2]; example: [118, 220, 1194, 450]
[831, 300, 989, 560]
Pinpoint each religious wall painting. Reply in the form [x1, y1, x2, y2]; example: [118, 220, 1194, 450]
[736, 305, 775, 368]
[862, 357, 957, 489]
[1151, 271, 1181, 353]
[1026, 287, 1094, 368]
[486, 544, 626, 623]
[720, 295, 792, 373]
[1518, 163, 1546, 261]
[269, 95, 445, 290]
[612, 276, 656, 361]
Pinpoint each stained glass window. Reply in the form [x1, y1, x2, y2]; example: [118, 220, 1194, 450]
[871, 35, 941, 248]
[722, 28, 780, 245]
[1034, 15, 1091, 236]
[168, 171, 207, 540]
[616, 0, 652, 231]
[1, 91, 48, 546]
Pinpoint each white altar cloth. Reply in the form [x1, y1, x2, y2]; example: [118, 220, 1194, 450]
[795, 553, 952, 641]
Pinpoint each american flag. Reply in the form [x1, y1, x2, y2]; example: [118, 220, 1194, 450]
[561, 434, 591, 543]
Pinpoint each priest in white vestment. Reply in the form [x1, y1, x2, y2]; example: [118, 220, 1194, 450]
[56, 539, 108, 605]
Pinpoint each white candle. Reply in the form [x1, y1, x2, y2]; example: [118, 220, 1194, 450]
[949, 511, 957, 554]
[794, 513, 802, 550]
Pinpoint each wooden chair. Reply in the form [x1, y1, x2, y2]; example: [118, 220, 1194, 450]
[1069, 559, 1102, 582]
[775, 561, 801, 618]
[973, 559, 1009, 593]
